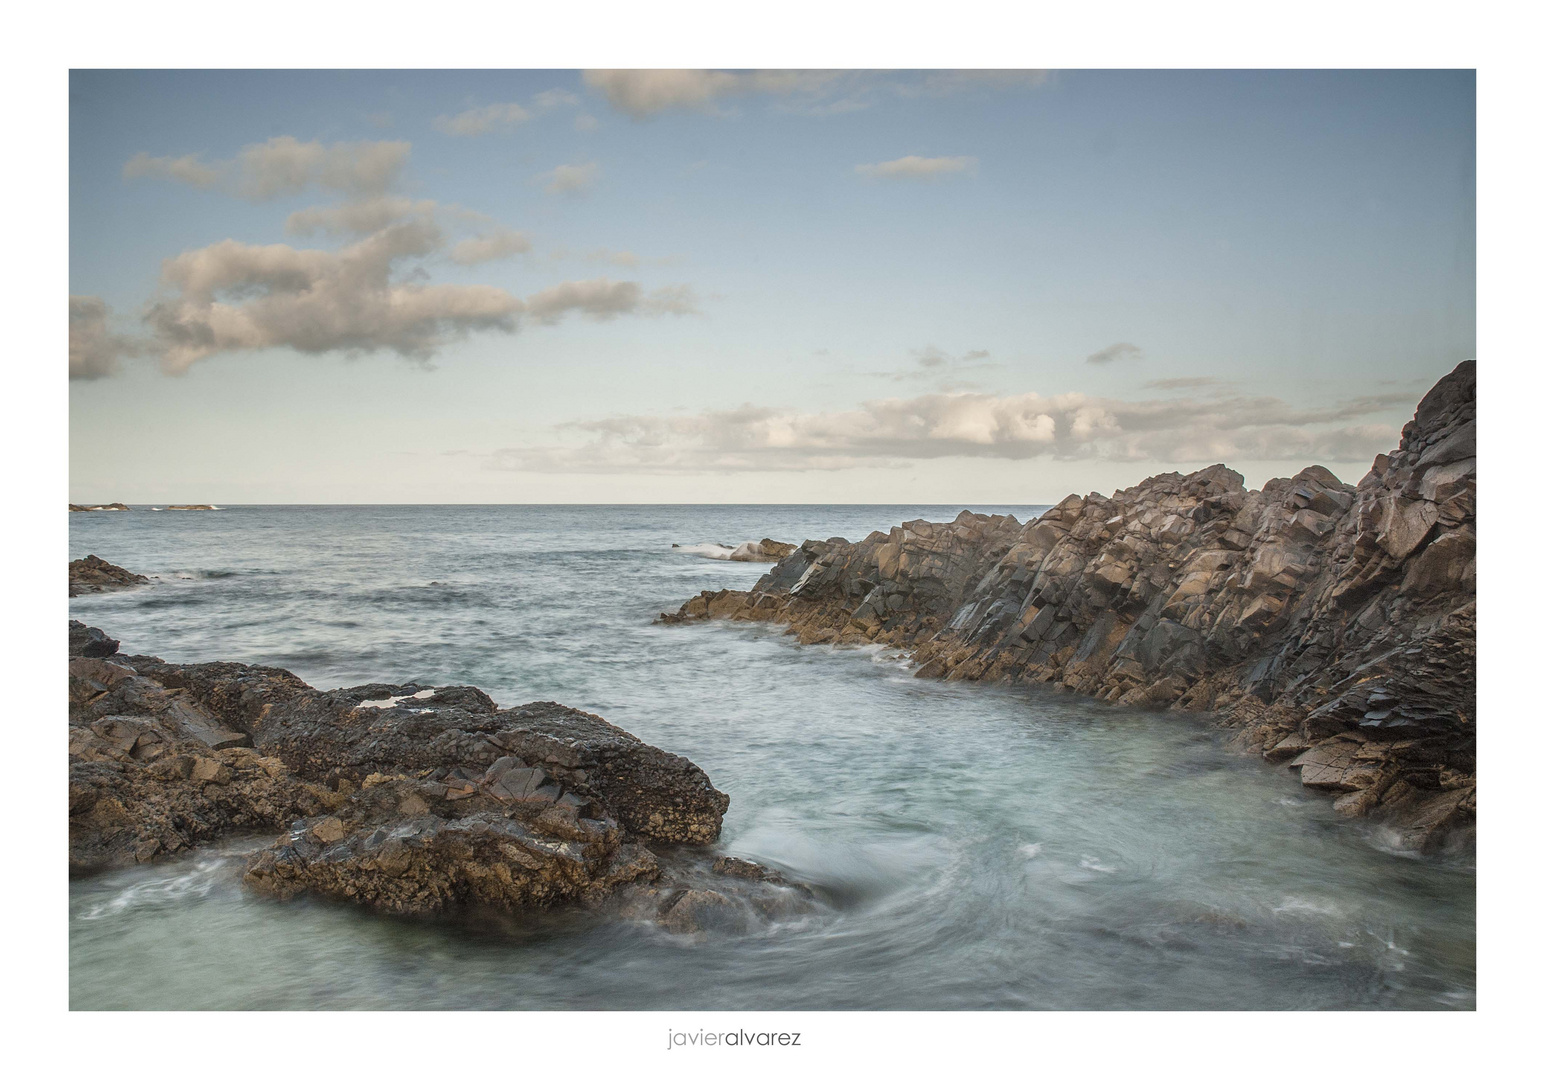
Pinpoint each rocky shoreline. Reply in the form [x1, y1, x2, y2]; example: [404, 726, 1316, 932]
[661, 362, 1476, 853]
[68, 622, 816, 933]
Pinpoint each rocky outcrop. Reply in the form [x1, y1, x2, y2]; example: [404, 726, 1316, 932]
[732, 538, 797, 562]
[70, 619, 121, 658]
[165, 504, 217, 510]
[70, 503, 130, 512]
[67, 626, 752, 925]
[69, 555, 149, 597]
[662, 361, 1477, 852]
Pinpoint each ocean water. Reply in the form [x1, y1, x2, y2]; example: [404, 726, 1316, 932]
[67, 505, 1475, 1010]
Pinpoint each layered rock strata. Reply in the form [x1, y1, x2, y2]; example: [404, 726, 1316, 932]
[67, 625, 811, 929]
[663, 361, 1477, 852]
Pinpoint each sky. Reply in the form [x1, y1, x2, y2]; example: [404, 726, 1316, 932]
[67, 68, 1475, 504]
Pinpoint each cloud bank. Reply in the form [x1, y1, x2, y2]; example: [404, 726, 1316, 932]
[492, 387, 1414, 473]
[583, 69, 1051, 119]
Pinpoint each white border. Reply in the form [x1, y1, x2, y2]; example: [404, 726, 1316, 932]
[10, 0, 1535, 1069]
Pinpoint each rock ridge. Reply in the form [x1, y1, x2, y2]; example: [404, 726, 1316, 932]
[662, 361, 1477, 852]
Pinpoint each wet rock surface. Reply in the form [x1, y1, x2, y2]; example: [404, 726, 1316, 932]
[69, 555, 149, 597]
[662, 361, 1477, 852]
[66, 627, 767, 926]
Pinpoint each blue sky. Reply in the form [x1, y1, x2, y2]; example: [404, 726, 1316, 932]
[68, 69, 1475, 503]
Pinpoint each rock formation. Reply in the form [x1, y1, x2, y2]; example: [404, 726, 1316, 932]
[69, 555, 150, 597]
[69, 503, 130, 512]
[731, 538, 797, 562]
[662, 361, 1476, 852]
[67, 623, 814, 930]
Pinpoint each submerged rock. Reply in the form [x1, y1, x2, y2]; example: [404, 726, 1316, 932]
[69, 555, 149, 597]
[67, 626, 736, 921]
[661, 361, 1477, 852]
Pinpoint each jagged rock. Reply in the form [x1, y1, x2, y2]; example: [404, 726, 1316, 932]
[69, 620, 120, 658]
[69, 555, 149, 597]
[661, 362, 1477, 851]
[67, 624, 732, 920]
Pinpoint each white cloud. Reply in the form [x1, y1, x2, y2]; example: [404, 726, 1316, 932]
[491, 387, 1414, 473]
[583, 69, 1051, 119]
[855, 155, 978, 181]
[69, 296, 140, 380]
[124, 137, 411, 201]
[450, 229, 532, 265]
[1087, 342, 1143, 364]
[433, 102, 531, 137]
[540, 161, 599, 195]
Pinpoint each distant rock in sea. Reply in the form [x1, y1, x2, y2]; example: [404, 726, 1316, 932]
[661, 360, 1477, 854]
[166, 504, 218, 510]
[69, 555, 150, 598]
[69, 503, 129, 512]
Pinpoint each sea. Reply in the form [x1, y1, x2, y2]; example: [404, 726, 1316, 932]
[67, 505, 1475, 1010]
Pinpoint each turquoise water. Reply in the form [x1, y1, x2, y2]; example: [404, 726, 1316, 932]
[68, 505, 1475, 1009]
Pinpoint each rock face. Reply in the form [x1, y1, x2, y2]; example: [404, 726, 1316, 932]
[69, 555, 150, 597]
[662, 361, 1477, 852]
[68, 627, 737, 921]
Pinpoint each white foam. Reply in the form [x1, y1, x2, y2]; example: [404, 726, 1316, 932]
[674, 543, 738, 560]
[1019, 842, 1043, 859]
[77, 858, 230, 919]
[358, 688, 436, 709]
[1079, 856, 1117, 874]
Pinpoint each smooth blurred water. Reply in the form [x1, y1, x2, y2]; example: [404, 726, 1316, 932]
[68, 505, 1475, 1010]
